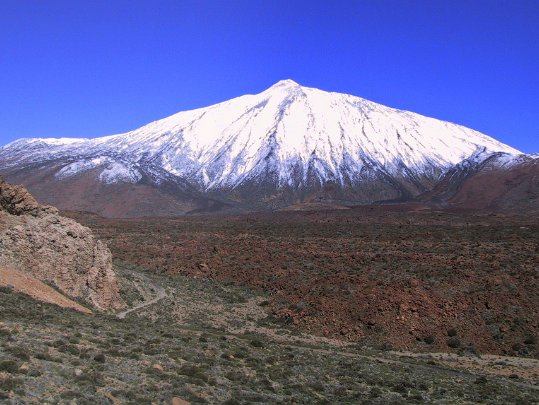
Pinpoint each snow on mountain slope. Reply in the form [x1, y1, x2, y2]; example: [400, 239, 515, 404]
[0, 80, 519, 192]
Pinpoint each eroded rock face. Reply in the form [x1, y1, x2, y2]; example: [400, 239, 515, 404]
[0, 178, 124, 311]
[0, 178, 51, 216]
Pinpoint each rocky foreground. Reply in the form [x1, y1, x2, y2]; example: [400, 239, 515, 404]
[0, 178, 124, 311]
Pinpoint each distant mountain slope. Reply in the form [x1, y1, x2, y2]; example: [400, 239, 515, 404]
[421, 153, 539, 212]
[0, 80, 527, 216]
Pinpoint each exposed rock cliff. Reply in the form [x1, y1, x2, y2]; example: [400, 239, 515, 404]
[0, 178, 124, 311]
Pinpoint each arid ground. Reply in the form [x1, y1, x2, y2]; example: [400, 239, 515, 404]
[2, 205, 538, 404]
[66, 205, 539, 358]
[1, 260, 538, 404]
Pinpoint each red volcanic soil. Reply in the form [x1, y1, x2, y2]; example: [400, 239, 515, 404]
[65, 206, 539, 356]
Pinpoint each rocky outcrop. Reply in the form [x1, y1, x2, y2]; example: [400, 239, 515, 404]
[0, 178, 124, 311]
[0, 177, 51, 216]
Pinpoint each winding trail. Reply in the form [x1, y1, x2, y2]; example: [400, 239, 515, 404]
[115, 274, 167, 319]
[111, 267, 539, 392]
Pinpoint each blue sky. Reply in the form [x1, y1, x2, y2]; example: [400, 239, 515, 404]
[1, 0, 538, 152]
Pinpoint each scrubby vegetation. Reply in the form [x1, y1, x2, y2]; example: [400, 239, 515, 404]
[1, 262, 538, 404]
[67, 207, 539, 356]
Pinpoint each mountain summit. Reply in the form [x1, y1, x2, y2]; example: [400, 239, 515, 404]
[0, 81, 529, 216]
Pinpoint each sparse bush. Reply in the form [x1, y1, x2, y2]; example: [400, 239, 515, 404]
[6, 346, 30, 361]
[524, 335, 537, 345]
[225, 371, 246, 382]
[52, 339, 67, 348]
[220, 352, 233, 360]
[0, 375, 21, 392]
[474, 376, 487, 384]
[460, 343, 480, 357]
[178, 365, 208, 382]
[369, 387, 382, 398]
[424, 335, 435, 344]
[250, 339, 264, 348]
[79, 350, 90, 359]
[60, 390, 83, 400]
[0, 360, 18, 373]
[392, 380, 412, 394]
[59, 344, 80, 356]
[447, 337, 461, 348]
[2, 221, 539, 404]
[447, 328, 457, 337]
[222, 399, 241, 405]
[379, 342, 393, 351]
[0, 286, 14, 294]
[93, 353, 106, 363]
[35, 352, 53, 361]
[75, 369, 106, 387]
[28, 369, 42, 377]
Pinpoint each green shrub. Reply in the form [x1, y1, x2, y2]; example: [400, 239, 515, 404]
[35, 352, 53, 361]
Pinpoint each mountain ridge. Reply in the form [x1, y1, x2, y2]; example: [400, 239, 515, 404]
[0, 80, 534, 217]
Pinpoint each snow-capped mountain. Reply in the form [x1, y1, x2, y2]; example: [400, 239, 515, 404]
[0, 80, 529, 216]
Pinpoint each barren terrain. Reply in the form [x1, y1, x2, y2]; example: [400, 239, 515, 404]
[66, 205, 539, 358]
[2, 204, 538, 403]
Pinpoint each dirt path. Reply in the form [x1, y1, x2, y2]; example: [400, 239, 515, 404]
[327, 348, 539, 391]
[389, 350, 539, 388]
[115, 274, 167, 319]
[113, 266, 539, 391]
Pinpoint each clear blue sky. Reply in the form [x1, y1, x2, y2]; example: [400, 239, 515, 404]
[1, 0, 538, 152]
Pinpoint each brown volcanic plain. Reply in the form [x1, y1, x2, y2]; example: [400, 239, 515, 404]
[65, 204, 539, 358]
